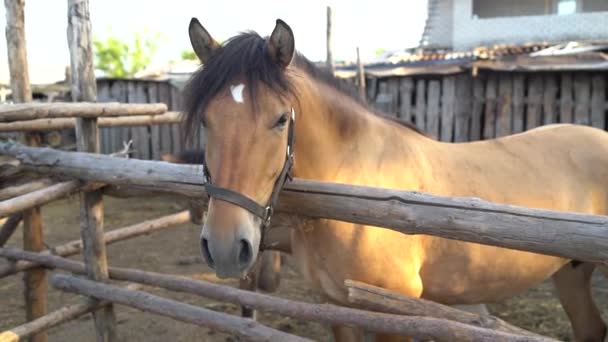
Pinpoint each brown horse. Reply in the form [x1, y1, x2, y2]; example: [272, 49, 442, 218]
[161, 151, 282, 319]
[184, 18, 608, 341]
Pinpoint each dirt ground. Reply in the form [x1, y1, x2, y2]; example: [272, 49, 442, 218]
[1, 195, 607, 341]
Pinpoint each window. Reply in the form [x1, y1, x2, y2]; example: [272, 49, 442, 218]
[557, 0, 577, 14]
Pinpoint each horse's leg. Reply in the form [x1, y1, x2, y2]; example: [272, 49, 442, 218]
[256, 251, 282, 292]
[331, 325, 365, 342]
[553, 261, 606, 342]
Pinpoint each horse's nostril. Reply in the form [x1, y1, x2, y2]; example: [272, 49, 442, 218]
[201, 238, 214, 268]
[238, 239, 252, 266]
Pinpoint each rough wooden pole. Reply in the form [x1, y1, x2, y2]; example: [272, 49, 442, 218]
[6, 143, 608, 263]
[67, 0, 116, 341]
[0, 213, 22, 246]
[0, 111, 182, 132]
[326, 6, 334, 74]
[0, 284, 141, 342]
[51, 275, 312, 342]
[356, 47, 366, 101]
[0, 211, 190, 278]
[345, 280, 544, 338]
[4, 1, 47, 341]
[0, 250, 553, 342]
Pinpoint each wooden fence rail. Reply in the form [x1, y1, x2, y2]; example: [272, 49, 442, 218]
[0, 102, 167, 122]
[0, 211, 190, 278]
[0, 248, 552, 342]
[0, 112, 182, 132]
[2, 142, 608, 264]
[0, 284, 142, 342]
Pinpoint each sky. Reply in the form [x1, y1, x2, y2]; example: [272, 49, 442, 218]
[0, 0, 428, 84]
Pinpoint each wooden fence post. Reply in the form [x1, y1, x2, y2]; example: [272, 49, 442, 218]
[4, 1, 48, 341]
[67, 0, 117, 341]
[326, 6, 334, 74]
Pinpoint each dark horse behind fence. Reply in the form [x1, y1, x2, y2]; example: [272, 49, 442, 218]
[183, 17, 608, 341]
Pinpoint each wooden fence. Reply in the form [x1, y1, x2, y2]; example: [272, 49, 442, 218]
[367, 71, 608, 142]
[96, 79, 197, 159]
[94, 71, 608, 160]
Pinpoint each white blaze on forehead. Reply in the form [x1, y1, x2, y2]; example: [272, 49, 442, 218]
[230, 84, 245, 103]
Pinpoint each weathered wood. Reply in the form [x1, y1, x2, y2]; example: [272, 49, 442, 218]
[0, 250, 550, 341]
[542, 74, 558, 125]
[415, 79, 426, 130]
[496, 74, 513, 137]
[591, 75, 606, 129]
[0, 143, 202, 197]
[0, 181, 79, 217]
[374, 80, 391, 113]
[326, 6, 334, 74]
[345, 280, 548, 339]
[426, 80, 440, 139]
[526, 74, 543, 130]
[4, 1, 46, 340]
[0, 213, 22, 247]
[0, 102, 167, 122]
[170, 86, 183, 154]
[6, 143, 608, 263]
[440, 76, 455, 141]
[97, 83, 112, 154]
[158, 83, 174, 155]
[133, 82, 150, 159]
[398, 78, 414, 122]
[454, 74, 471, 142]
[355, 47, 366, 102]
[560, 73, 574, 123]
[0, 211, 190, 278]
[4, 0, 31, 104]
[68, 0, 117, 339]
[148, 83, 161, 160]
[366, 77, 378, 104]
[51, 274, 311, 342]
[470, 75, 484, 141]
[388, 78, 400, 115]
[483, 74, 498, 139]
[512, 74, 525, 133]
[0, 284, 141, 342]
[109, 80, 128, 154]
[0, 112, 182, 132]
[574, 73, 591, 125]
[21, 198, 46, 342]
[0, 179, 53, 200]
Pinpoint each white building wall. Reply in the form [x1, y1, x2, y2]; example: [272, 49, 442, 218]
[452, 0, 608, 50]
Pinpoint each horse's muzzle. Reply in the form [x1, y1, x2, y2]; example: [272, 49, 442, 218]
[200, 224, 259, 278]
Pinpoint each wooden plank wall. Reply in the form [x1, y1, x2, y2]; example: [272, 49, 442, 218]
[96, 72, 608, 159]
[97, 79, 197, 159]
[366, 71, 608, 142]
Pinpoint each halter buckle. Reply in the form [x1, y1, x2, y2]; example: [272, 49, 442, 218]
[263, 206, 274, 226]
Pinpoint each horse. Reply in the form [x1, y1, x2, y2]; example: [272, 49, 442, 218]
[161, 151, 283, 319]
[183, 17, 608, 342]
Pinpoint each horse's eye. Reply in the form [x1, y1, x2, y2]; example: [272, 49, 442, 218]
[274, 113, 289, 129]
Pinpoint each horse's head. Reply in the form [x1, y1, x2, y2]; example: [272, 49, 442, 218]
[185, 18, 297, 278]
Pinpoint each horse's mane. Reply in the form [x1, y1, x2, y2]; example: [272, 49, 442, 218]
[183, 31, 424, 141]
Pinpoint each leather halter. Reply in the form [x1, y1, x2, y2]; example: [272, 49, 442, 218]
[202, 108, 295, 231]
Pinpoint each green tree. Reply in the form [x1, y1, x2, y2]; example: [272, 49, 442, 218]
[93, 28, 164, 78]
[180, 49, 198, 61]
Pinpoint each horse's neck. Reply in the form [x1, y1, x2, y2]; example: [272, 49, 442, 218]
[292, 80, 432, 187]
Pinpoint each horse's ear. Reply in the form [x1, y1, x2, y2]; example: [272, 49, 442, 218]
[266, 19, 295, 69]
[188, 18, 220, 64]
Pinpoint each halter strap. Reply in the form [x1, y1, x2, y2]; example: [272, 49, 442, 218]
[203, 108, 295, 229]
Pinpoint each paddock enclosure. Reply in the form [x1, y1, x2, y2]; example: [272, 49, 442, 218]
[2, 1, 608, 341]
